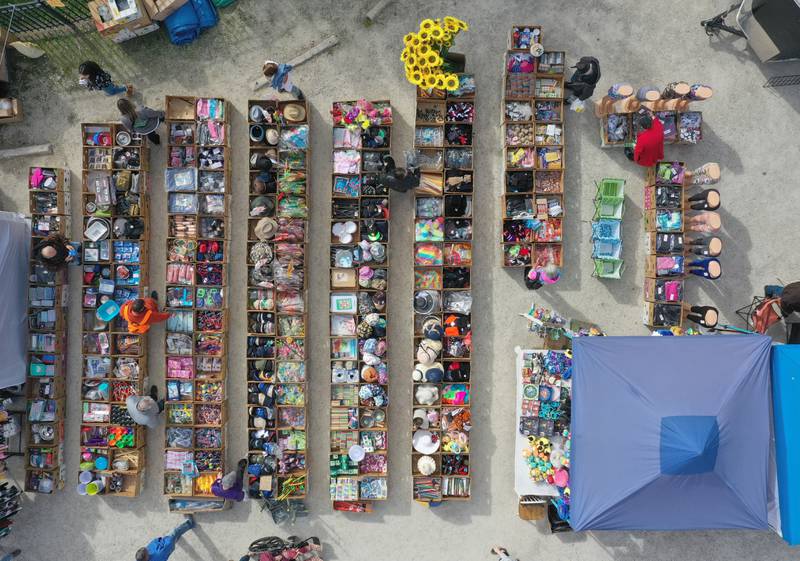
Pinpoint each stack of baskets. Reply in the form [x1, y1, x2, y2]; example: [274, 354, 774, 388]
[591, 178, 625, 279]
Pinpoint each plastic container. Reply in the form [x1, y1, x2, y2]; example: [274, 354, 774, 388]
[96, 300, 121, 322]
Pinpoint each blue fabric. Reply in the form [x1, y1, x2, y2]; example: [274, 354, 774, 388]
[571, 335, 772, 531]
[165, 2, 200, 45]
[190, 0, 219, 30]
[772, 345, 800, 545]
[660, 416, 719, 475]
[271, 63, 293, 92]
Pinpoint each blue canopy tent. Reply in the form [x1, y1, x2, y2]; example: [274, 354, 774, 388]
[570, 335, 772, 531]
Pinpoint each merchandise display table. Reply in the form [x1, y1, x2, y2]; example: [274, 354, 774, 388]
[501, 25, 566, 275]
[79, 122, 150, 497]
[25, 166, 70, 494]
[245, 99, 310, 503]
[328, 99, 393, 512]
[411, 73, 475, 503]
[162, 96, 229, 510]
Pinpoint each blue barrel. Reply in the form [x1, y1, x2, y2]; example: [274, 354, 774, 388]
[164, 1, 200, 45]
[190, 0, 219, 30]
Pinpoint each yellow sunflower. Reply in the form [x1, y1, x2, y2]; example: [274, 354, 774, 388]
[410, 71, 423, 86]
[424, 75, 438, 89]
[443, 16, 457, 27]
[418, 30, 430, 42]
[426, 52, 442, 67]
[417, 57, 429, 69]
[430, 25, 444, 40]
[417, 44, 430, 57]
[403, 32, 417, 44]
[444, 22, 458, 33]
[444, 73, 460, 91]
[419, 18, 434, 32]
[400, 49, 410, 62]
[454, 18, 469, 30]
[435, 74, 447, 89]
[406, 54, 417, 67]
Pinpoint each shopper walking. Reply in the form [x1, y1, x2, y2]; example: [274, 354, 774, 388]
[117, 99, 165, 145]
[119, 291, 171, 334]
[33, 233, 80, 270]
[211, 459, 247, 501]
[626, 112, 663, 166]
[78, 60, 131, 96]
[135, 515, 195, 561]
[126, 385, 164, 428]
[262, 60, 304, 99]
[491, 546, 519, 561]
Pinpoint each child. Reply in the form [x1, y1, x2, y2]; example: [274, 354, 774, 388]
[262, 60, 304, 100]
[78, 60, 131, 96]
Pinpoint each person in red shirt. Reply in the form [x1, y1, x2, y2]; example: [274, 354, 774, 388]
[627, 112, 664, 167]
[119, 291, 171, 334]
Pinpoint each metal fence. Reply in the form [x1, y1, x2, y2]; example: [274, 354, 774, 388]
[0, 0, 93, 41]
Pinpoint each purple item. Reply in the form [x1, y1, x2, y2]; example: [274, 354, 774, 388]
[570, 335, 772, 531]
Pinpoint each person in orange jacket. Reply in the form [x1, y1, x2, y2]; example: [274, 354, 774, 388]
[120, 291, 171, 334]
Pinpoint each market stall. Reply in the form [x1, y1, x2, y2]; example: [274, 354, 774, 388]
[79, 122, 150, 497]
[571, 335, 771, 530]
[643, 161, 722, 331]
[246, 99, 310, 503]
[163, 96, 229, 511]
[328, 99, 393, 512]
[25, 167, 70, 494]
[411, 70, 474, 504]
[501, 25, 566, 280]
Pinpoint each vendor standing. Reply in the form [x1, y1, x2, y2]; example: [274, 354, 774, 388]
[565, 56, 601, 105]
[626, 112, 664, 167]
[119, 292, 171, 334]
[33, 233, 80, 270]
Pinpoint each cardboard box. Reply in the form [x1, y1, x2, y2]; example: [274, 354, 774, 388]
[644, 278, 684, 303]
[644, 208, 684, 233]
[141, 0, 189, 21]
[643, 301, 684, 328]
[519, 500, 547, 520]
[0, 98, 22, 123]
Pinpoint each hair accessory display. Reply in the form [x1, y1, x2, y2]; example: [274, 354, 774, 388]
[329, 100, 393, 511]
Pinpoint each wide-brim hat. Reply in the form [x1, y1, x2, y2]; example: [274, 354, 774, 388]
[283, 103, 306, 123]
[413, 429, 440, 455]
[250, 124, 265, 143]
[250, 105, 265, 122]
[250, 195, 275, 217]
[266, 128, 279, 146]
[254, 217, 278, 240]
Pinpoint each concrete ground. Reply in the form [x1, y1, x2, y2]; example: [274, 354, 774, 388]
[1, 0, 800, 559]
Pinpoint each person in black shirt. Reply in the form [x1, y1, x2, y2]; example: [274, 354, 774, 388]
[565, 56, 601, 104]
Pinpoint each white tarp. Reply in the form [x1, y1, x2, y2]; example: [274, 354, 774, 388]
[0, 212, 30, 389]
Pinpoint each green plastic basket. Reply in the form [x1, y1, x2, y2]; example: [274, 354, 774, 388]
[592, 258, 625, 279]
[593, 195, 625, 220]
[597, 178, 625, 199]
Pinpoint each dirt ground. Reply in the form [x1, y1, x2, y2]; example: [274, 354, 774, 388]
[1, 1, 800, 560]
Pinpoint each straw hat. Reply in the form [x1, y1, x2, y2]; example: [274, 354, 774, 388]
[265, 128, 279, 146]
[283, 103, 306, 123]
[254, 217, 278, 240]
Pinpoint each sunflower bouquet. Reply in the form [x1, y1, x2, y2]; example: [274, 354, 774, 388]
[401, 16, 469, 91]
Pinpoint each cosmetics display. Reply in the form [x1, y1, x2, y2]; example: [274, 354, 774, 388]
[329, 99, 393, 512]
[245, 99, 310, 503]
[25, 166, 70, 494]
[79, 122, 150, 496]
[163, 96, 230, 507]
[412, 73, 474, 503]
[502, 26, 565, 281]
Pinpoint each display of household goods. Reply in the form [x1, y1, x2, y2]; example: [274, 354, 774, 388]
[595, 81, 710, 147]
[411, 67, 475, 504]
[642, 161, 723, 331]
[246, 99, 310, 505]
[514, 349, 572, 525]
[501, 25, 566, 283]
[591, 178, 625, 280]
[329, 99, 393, 512]
[163, 96, 230, 510]
[79, 122, 150, 497]
[25, 167, 71, 495]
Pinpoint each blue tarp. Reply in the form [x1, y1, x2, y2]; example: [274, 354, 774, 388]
[571, 335, 772, 531]
[772, 345, 800, 545]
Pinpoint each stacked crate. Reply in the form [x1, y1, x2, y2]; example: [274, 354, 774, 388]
[591, 178, 626, 279]
[329, 100, 393, 512]
[501, 26, 566, 273]
[163, 96, 229, 506]
[79, 123, 149, 496]
[643, 161, 687, 329]
[245, 99, 310, 502]
[411, 75, 475, 503]
[25, 166, 70, 494]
